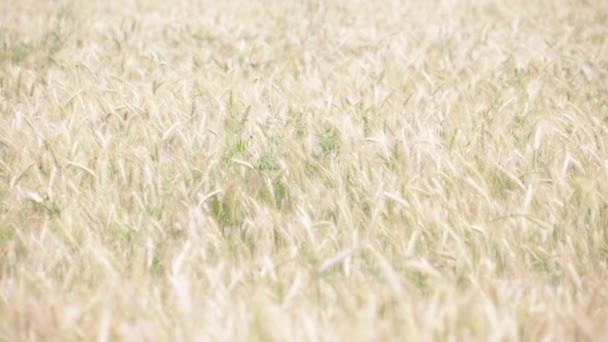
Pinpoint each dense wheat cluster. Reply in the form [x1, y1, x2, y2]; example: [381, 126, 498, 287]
[1, 0, 607, 340]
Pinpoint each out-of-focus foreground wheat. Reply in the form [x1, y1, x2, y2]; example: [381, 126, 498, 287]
[1, 0, 607, 340]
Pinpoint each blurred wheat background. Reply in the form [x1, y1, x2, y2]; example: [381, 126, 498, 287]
[1, 0, 607, 340]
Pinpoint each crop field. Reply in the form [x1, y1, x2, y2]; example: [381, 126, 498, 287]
[1, 0, 607, 340]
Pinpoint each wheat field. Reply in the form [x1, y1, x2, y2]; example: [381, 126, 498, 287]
[1, 0, 607, 340]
